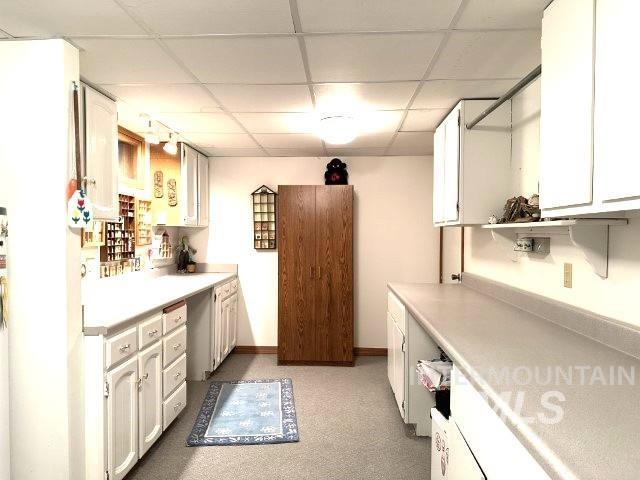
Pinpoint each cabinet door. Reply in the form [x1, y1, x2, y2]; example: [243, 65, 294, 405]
[314, 185, 354, 364]
[220, 295, 231, 359]
[197, 153, 209, 226]
[594, 0, 640, 202]
[85, 86, 118, 220]
[540, 0, 595, 210]
[443, 108, 460, 222]
[213, 292, 223, 369]
[433, 125, 446, 224]
[228, 293, 238, 352]
[392, 321, 405, 419]
[449, 421, 486, 480]
[181, 144, 198, 226]
[106, 356, 138, 480]
[138, 342, 162, 457]
[277, 186, 317, 363]
[387, 312, 395, 389]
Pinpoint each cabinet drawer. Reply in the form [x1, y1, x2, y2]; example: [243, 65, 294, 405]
[138, 312, 163, 349]
[387, 291, 406, 333]
[163, 353, 186, 399]
[105, 326, 138, 369]
[163, 325, 187, 367]
[163, 380, 187, 430]
[163, 301, 187, 334]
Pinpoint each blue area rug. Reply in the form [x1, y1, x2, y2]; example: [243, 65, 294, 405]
[187, 379, 299, 446]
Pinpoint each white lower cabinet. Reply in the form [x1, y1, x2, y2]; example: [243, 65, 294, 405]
[138, 342, 163, 457]
[213, 279, 239, 371]
[85, 305, 189, 480]
[448, 420, 486, 480]
[106, 356, 139, 480]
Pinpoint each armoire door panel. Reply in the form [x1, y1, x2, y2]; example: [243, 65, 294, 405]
[315, 186, 354, 364]
[278, 186, 316, 363]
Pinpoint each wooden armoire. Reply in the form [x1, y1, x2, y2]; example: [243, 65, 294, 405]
[277, 185, 354, 366]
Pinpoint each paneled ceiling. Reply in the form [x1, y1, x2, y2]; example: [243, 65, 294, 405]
[0, 0, 546, 157]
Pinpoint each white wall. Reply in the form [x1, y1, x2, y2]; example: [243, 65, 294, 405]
[0, 174, 8, 480]
[0, 39, 84, 480]
[465, 77, 640, 328]
[190, 156, 439, 348]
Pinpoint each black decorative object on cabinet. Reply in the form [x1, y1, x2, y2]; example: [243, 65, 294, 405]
[324, 158, 348, 185]
[251, 185, 277, 250]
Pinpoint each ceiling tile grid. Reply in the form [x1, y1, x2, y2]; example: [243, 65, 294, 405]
[0, 0, 545, 156]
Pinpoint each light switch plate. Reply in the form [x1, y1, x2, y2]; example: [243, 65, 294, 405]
[564, 263, 572, 288]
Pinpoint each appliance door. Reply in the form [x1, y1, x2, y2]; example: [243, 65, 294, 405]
[449, 419, 486, 480]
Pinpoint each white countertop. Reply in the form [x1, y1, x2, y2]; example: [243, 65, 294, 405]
[388, 281, 640, 480]
[83, 272, 237, 336]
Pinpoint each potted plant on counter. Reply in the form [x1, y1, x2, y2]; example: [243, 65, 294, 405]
[175, 236, 197, 274]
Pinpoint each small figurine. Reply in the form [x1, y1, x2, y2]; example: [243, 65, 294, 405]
[324, 158, 348, 185]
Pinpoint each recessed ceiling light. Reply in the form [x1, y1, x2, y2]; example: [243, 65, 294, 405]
[317, 116, 358, 145]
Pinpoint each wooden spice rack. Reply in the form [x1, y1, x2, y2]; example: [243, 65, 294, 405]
[100, 194, 136, 262]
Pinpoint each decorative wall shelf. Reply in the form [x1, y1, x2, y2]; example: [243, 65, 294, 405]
[481, 219, 628, 278]
[251, 185, 277, 250]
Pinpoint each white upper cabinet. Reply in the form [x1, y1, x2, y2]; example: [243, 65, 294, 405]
[540, 0, 640, 216]
[181, 144, 199, 226]
[540, 0, 595, 211]
[197, 152, 209, 227]
[84, 86, 118, 220]
[432, 99, 511, 226]
[594, 0, 640, 204]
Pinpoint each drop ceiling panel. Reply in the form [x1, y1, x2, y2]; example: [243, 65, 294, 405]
[305, 33, 443, 82]
[73, 38, 193, 84]
[155, 112, 244, 133]
[0, 0, 145, 36]
[265, 147, 326, 157]
[430, 30, 541, 80]
[104, 84, 219, 114]
[206, 84, 313, 112]
[326, 147, 387, 156]
[357, 110, 404, 133]
[413, 79, 518, 109]
[331, 132, 394, 148]
[388, 132, 434, 155]
[297, 0, 461, 32]
[314, 82, 418, 112]
[122, 0, 294, 34]
[205, 147, 265, 157]
[253, 134, 323, 149]
[401, 109, 449, 131]
[181, 133, 257, 148]
[234, 112, 316, 133]
[164, 37, 306, 83]
[457, 0, 547, 29]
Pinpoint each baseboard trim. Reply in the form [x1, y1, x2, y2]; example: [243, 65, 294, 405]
[233, 346, 278, 354]
[354, 347, 388, 356]
[234, 346, 387, 356]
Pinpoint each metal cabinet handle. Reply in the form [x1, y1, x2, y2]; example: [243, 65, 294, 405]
[174, 371, 182, 380]
[148, 329, 158, 337]
[173, 343, 182, 350]
[119, 344, 130, 352]
[174, 402, 182, 411]
[143, 373, 149, 380]
[175, 316, 182, 323]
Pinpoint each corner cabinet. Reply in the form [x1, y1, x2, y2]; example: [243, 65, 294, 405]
[84, 85, 118, 221]
[150, 142, 209, 227]
[432, 99, 512, 226]
[540, 0, 640, 216]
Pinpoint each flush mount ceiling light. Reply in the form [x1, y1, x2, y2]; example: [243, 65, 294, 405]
[163, 132, 178, 155]
[317, 116, 358, 145]
[144, 119, 159, 145]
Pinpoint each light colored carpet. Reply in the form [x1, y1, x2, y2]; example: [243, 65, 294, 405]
[127, 354, 430, 480]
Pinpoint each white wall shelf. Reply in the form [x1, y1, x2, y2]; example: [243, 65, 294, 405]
[481, 219, 628, 278]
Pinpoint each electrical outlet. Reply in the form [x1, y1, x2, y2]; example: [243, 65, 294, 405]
[564, 263, 573, 288]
